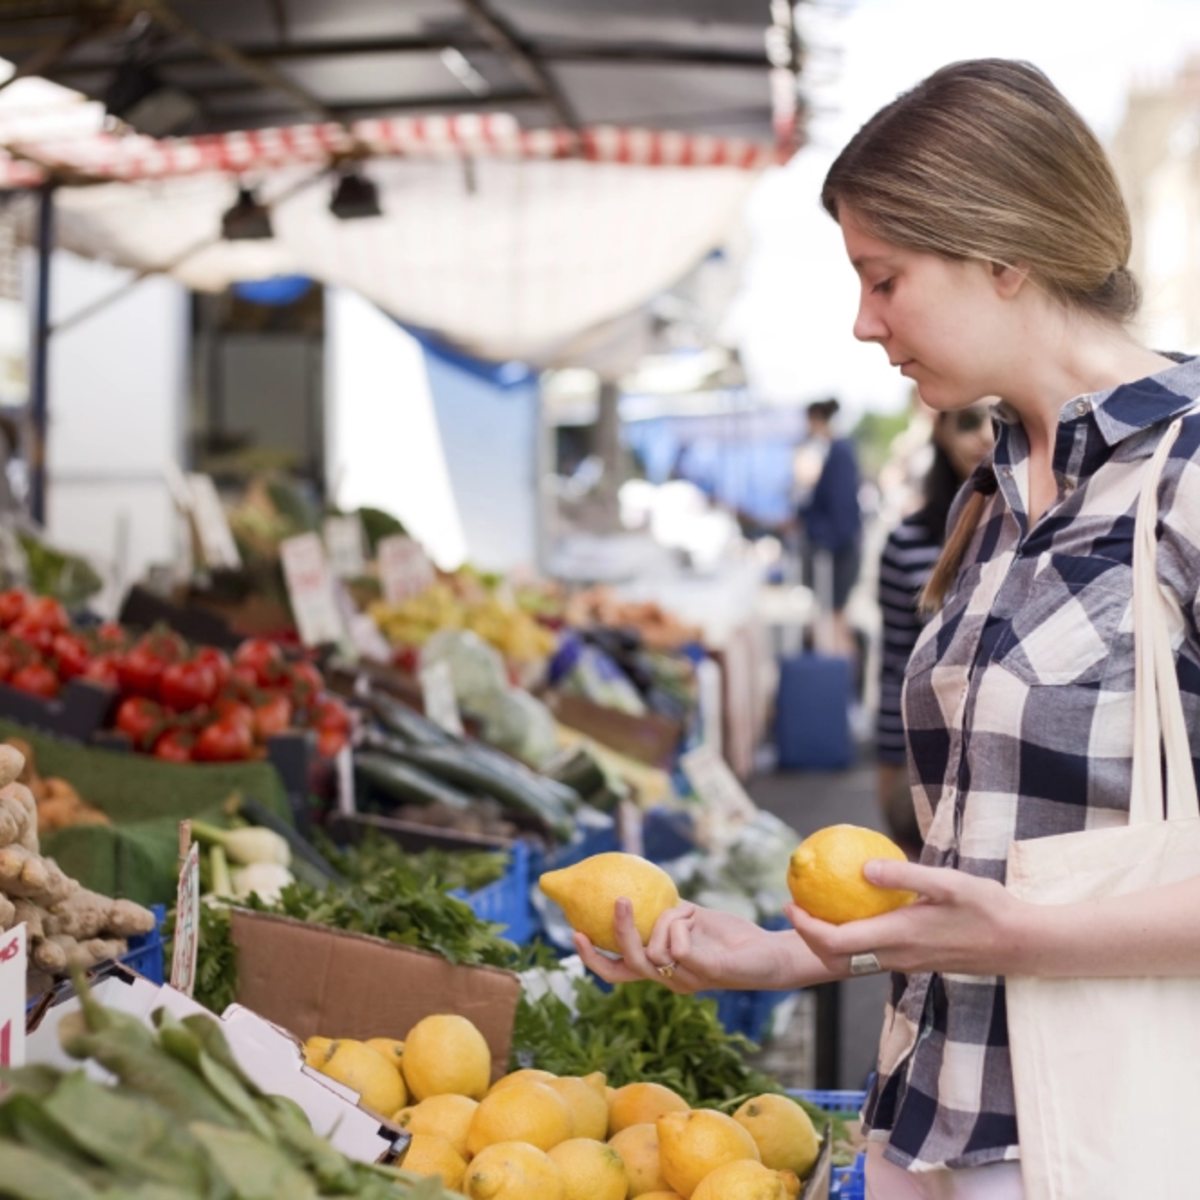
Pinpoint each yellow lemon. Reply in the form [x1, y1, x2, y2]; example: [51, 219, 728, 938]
[364, 1037, 406, 1070]
[692, 1160, 790, 1200]
[316, 1039, 405, 1117]
[657, 1109, 761, 1198]
[780, 1170, 801, 1198]
[547, 1137, 628, 1200]
[786, 824, 915, 925]
[546, 1076, 611, 1141]
[396, 1093, 480, 1160]
[608, 1082, 690, 1137]
[403, 1014, 492, 1101]
[464, 1140, 566, 1200]
[582, 1071, 607, 1098]
[638, 1194, 685, 1200]
[466, 1079, 574, 1156]
[538, 852, 680, 953]
[400, 1132, 467, 1191]
[487, 1068, 557, 1096]
[302, 1035, 333, 1069]
[608, 1123, 671, 1196]
[733, 1095, 820, 1178]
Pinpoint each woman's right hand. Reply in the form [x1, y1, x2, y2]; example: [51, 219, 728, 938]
[573, 899, 835, 994]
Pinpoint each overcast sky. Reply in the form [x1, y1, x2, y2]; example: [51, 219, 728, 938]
[728, 0, 1200, 417]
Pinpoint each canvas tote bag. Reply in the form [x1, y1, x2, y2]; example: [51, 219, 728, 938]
[1006, 417, 1200, 1199]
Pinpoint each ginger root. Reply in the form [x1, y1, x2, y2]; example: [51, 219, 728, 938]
[0, 743, 24, 790]
[0, 845, 78, 906]
[0, 782, 39, 853]
[0, 892, 13, 931]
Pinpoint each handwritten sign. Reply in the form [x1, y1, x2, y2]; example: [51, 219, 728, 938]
[187, 474, 242, 570]
[0, 923, 26, 1068]
[680, 744, 759, 849]
[378, 536, 435, 604]
[323, 515, 367, 580]
[281, 534, 347, 648]
[170, 837, 201, 998]
[420, 660, 464, 736]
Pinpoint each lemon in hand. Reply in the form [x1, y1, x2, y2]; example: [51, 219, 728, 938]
[786, 824, 915, 925]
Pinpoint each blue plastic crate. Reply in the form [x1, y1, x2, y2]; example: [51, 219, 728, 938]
[791, 1089, 867, 1200]
[537, 817, 621, 874]
[452, 841, 535, 944]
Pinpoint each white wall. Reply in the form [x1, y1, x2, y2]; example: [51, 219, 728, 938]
[40, 249, 188, 610]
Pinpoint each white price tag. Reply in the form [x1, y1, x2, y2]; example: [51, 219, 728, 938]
[171, 838, 201, 997]
[187, 474, 242, 570]
[420, 660, 464, 736]
[378, 536, 435, 604]
[281, 534, 348, 648]
[680, 744, 759, 848]
[0, 922, 26, 1068]
[323, 515, 367, 580]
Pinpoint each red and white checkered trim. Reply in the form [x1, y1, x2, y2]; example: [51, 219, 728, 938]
[0, 113, 782, 186]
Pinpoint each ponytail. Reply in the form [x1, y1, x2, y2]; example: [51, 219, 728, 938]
[918, 471, 997, 615]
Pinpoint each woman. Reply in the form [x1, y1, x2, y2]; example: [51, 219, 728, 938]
[796, 398, 862, 657]
[876, 403, 994, 852]
[575, 59, 1200, 1197]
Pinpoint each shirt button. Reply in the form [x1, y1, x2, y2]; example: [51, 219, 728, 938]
[1074, 400, 1089, 416]
[1001, 466, 1014, 478]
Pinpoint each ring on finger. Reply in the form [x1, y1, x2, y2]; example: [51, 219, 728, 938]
[656, 960, 680, 980]
[849, 951, 883, 976]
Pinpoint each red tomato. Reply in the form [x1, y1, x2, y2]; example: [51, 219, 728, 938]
[316, 726, 349, 758]
[193, 646, 232, 689]
[287, 660, 325, 700]
[253, 693, 293, 741]
[193, 717, 254, 763]
[213, 698, 256, 733]
[82, 654, 121, 690]
[117, 645, 166, 698]
[9, 617, 56, 655]
[313, 695, 352, 734]
[0, 590, 27, 628]
[115, 696, 165, 748]
[95, 621, 127, 646]
[230, 663, 260, 691]
[233, 638, 283, 686]
[152, 728, 194, 763]
[159, 659, 218, 711]
[20, 596, 68, 635]
[10, 662, 60, 699]
[52, 633, 91, 682]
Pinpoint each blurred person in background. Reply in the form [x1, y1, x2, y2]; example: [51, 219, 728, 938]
[796, 398, 862, 657]
[876, 402, 995, 853]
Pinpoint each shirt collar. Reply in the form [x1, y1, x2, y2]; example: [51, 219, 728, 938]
[993, 353, 1200, 446]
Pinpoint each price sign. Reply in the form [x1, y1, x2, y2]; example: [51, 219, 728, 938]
[187, 474, 242, 570]
[170, 833, 201, 997]
[420, 660, 464, 736]
[323, 515, 367, 580]
[0, 923, 26, 1068]
[378, 536, 435, 605]
[680, 744, 759, 849]
[281, 534, 348, 648]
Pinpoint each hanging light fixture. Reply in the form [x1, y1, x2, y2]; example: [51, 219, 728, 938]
[221, 186, 273, 240]
[330, 167, 382, 220]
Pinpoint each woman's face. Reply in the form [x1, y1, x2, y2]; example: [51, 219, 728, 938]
[839, 205, 1016, 411]
[936, 405, 995, 479]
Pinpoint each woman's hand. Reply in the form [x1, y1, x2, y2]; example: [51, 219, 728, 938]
[786, 858, 1027, 977]
[573, 898, 838, 994]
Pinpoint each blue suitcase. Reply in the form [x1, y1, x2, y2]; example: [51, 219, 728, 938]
[774, 653, 853, 770]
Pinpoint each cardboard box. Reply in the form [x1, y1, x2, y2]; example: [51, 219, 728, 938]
[230, 909, 521, 1079]
[542, 690, 683, 769]
[24, 966, 407, 1165]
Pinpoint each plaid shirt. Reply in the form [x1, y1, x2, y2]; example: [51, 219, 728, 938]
[864, 355, 1200, 1171]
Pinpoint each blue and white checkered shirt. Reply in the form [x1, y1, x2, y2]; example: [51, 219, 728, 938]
[864, 355, 1200, 1171]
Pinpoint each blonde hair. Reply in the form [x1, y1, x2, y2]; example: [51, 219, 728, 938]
[822, 59, 1141, 608]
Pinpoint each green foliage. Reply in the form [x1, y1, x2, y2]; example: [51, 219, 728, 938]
[317, 829, 509, 895]
[852, 407, 912, 482]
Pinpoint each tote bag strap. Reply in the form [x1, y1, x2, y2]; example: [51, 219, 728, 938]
[1130, 417, 1200, 825]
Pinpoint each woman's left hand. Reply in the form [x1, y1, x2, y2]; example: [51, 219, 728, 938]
[786, 858, 1029, 978]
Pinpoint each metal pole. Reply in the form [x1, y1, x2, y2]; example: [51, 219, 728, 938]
[29, 182, 54, 526]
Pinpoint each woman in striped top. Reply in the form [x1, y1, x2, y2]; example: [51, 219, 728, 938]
[876, 405, 994, 849]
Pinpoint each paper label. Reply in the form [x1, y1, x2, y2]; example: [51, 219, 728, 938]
[170, 840, 201, 997]
[0, 923, 26, 1068]
[420, 660, 464, 736]
[378, 536, 435, 604]
[323, 516, 367, 580]
[680, 744, 758, 848]
[335, 744, 356, 815]
[187, 474, 242, 570]
[281, 534, 348, 648]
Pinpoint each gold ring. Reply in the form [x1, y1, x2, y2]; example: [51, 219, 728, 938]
[657, 960, 679, 980]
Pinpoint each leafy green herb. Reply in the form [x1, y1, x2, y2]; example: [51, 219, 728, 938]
[317, 829, 508, 894]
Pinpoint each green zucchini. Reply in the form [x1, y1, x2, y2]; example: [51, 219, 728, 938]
[353, 752, 476, 812]
[367, 691, 451, 745]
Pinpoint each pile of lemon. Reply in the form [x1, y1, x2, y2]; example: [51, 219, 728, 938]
[304, 1013, 820, 1200]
